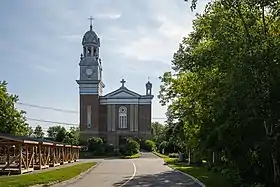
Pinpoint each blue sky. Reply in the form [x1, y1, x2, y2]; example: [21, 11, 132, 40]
[0, 0, 207, 131]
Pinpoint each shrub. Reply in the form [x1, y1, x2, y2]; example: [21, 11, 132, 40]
[87, 137, 105, 155]
[120, 138, 140, 156]
[144, 140, 156, 151]
[105, 143, 115, 153]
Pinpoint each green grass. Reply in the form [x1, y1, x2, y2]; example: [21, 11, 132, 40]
[122, 152, 141, 159]
[0, 162, 96, 187]
[153, 152, 233, 187]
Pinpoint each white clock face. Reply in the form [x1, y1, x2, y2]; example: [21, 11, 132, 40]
[85, 68, 93, 76]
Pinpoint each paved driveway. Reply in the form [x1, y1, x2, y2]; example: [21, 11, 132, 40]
[52, 152, 203, 187]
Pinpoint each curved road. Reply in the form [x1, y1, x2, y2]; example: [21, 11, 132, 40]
[52, 152, 202, 187]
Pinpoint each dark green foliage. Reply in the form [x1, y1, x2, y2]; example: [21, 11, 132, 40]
[46, 125, 79, 145]
[119, 138, 140, 156]
[0, 81, 30, 136]
[88, 137, 105, 155]
[63, 127, 79, 145]
[158, 0, 280, 186]
[33, 125, 44, 138]
[141, 140, 156, 151]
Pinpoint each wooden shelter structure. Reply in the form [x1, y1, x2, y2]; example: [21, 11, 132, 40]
[0, 133, 81, 174]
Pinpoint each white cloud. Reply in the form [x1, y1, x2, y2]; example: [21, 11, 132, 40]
[96, 12, 121, 20]
[118, 35, 172, 62]
[33, 65, 56, 73]
[114, 0, 199, 64]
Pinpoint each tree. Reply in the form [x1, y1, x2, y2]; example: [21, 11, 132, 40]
[159, 0, 280, 186]
[47, 125, 79, 145]
[151, 122, 165, 147]
[33, 125, 44, 138]
[27, 126, 33, 136]
[0, 81, 29, 136]
[87, 137, 105, 155]
[47, 125, 64, 139]
[63, 127, 79, 145]
[55, 127, 66, 142]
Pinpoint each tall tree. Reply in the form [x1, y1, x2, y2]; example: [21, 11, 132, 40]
[27, 126, 33, 137]
[63, 127, 79, 145]
[0, 81, 29, 135]
[33, 125, 44, 138]
[55, 126, 67, 142]
[159, 0, 280, 186]
[47, 125, 64, 139]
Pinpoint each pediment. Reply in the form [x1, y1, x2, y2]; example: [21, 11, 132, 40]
[104, 87, 140, 98]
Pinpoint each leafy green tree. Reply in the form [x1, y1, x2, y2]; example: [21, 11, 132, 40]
[63, 127, 79, 145]
[47, 125, 64, 139]
[33, 125, 44, 138]
[55, 126, 67, 142]
[120, 138, 140, 156]
[27, 126, 33, 136]
[159, 0, 280, 186]
[143, 140, 156, 151]
[151, 122, 164, 140]
[0, 81, 29, 136]
[87, 137, 105, 155]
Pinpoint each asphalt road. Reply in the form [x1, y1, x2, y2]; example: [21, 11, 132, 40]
[52, 152, 203, 187]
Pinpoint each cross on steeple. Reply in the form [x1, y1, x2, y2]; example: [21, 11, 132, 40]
[88, 16, 94, 30]
[120, 79, 126, 87]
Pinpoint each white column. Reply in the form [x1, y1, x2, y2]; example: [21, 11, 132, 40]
[87, 105, 91, 128]
[134, 105, 138, 132]
[107, 105, 111, 132]
[111, 105, 116, 131]
[130, 105, 134, 131]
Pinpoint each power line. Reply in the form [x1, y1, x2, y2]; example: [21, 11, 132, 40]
[26, 117, 78, 126]
[17, 102, 78, 114]
[17, 102, 167, 119]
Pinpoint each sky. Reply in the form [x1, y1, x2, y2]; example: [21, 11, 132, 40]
[0, 0, 208, 132]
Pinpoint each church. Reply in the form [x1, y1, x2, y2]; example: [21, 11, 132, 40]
[76, 21, 154, 148]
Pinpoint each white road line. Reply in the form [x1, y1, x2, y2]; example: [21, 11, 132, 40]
[120, 162, 136, 187]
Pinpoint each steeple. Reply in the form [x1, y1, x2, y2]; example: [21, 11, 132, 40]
[77, 18, 105, 96]
[88, 16, 94, 31]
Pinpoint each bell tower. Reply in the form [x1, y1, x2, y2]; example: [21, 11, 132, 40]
[76, 17, 105, 137]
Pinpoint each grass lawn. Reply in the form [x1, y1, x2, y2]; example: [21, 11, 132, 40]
[122, 152, 141, 159]
[0, 162, 96, 187]
[153, 152, 233, 187]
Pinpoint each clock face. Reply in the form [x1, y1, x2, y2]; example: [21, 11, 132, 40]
[85, 68, 93, 76]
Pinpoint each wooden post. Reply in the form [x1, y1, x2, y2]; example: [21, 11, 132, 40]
[32, 145, 34, 168]
[7, 146, 10, 166]
[38, 144, 42, 169]
[19, 144, 22, 173]
[26, 144, 28, 170]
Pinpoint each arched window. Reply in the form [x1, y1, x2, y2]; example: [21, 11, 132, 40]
[87, 47, 91, 56]
[119, 106, 127, 129]
[93, 47, 97, 55]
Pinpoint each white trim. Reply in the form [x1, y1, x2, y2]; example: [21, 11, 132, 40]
[104, 87, 140, 98]
[79, 88, 99, 94]
[87, 105, 91, 128]
[100, 98, 152, 105]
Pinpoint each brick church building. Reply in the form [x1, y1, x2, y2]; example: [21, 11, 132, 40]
[76, 21, 154, 148]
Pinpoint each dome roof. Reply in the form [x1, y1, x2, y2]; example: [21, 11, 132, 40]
[82, 26, 99, 46]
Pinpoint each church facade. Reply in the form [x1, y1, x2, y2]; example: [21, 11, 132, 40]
[76, 23, 154, 148]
